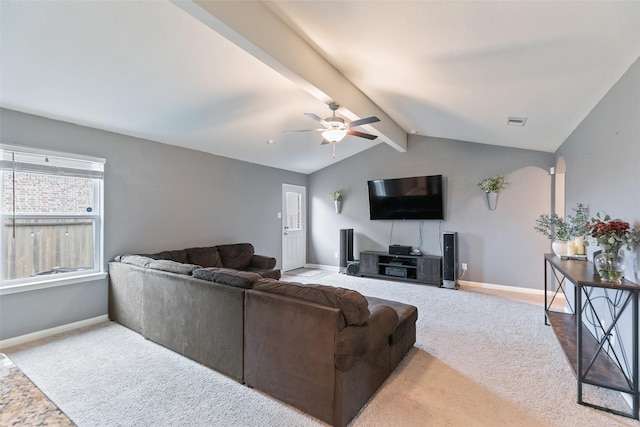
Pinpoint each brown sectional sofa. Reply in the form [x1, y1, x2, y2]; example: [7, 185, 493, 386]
[108, 243, 417, 427]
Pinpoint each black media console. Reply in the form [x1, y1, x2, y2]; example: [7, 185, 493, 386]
[359, 251, 442, 286]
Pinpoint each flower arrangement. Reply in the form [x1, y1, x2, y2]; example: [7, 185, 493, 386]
[585, 213, 640, 251]
[330, 190, 343, 201]
[476, 175, 508, 193]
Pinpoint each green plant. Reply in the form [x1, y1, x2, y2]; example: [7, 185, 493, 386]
[476, 175, 508, 193]
[330, 190, 343, 201]
[534, 213, 571, 240]
[567, 203, 590, 238]
[534, 203, 589, 241]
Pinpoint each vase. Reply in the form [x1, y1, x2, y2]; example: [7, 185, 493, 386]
[551, 240, 568, 257]
[486, 192, 498, 210]
[334, 200, 342, 214]
[594, 247, 625, 284]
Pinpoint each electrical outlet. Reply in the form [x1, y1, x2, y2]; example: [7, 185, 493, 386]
[461, 263, 468, 271]
[334, 252, 339, 259]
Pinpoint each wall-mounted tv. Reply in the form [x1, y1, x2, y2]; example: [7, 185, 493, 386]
[367, 175, 444, 220]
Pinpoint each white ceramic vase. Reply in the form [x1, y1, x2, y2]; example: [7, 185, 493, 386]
[551, 240, 568, 257]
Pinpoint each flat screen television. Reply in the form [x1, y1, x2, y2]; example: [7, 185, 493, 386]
[367, 175, 444, 220]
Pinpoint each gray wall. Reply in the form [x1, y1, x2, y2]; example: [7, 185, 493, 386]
[557, 56, 640, 282]
[555, 56, 639, 383]
[0, 108, 307, 340]
[308, 136, 555, 290]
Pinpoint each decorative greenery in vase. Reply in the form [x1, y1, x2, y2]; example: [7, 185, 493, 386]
[476, 175, 508, 193]
[534, 203, 590, 241]
[567, 203, 590, 239]
[534, 213, 571, 241]
[330, 190, 343, 201]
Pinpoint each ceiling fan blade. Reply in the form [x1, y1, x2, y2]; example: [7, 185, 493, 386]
[347, 116, 380, 128]
[304, 113, 323, 122]
[347, 130, 378, 140]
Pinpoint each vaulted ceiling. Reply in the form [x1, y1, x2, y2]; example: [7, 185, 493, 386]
[2, 1, 639, 174]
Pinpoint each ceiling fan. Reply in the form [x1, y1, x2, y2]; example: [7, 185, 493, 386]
[284, 102, 380, 157]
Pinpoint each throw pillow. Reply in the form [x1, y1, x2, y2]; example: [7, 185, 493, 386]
[118, 255, 154, 268]
[148, 250, 189, 264]
[185, 247, 223, 268]
[193, 267, 262, 289]
[148, 260, 200, 275]
[216, 243, 254, 270]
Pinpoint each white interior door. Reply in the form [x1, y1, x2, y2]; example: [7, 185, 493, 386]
[281, 184, 306, 272]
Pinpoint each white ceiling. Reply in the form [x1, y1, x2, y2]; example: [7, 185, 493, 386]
[2, 1, 639, 174]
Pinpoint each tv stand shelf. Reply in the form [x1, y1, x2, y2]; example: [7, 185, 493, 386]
[359, 251, 442, 286]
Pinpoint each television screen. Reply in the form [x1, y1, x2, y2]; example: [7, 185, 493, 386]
[367, 175, 444, 220]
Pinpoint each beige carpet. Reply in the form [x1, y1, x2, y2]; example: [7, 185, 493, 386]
[5, 271, 640, 426]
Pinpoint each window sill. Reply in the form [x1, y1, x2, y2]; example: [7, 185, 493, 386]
[0, 272, 108, 295]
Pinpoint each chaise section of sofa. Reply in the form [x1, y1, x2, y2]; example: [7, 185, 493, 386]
[243, 279, 418, 427]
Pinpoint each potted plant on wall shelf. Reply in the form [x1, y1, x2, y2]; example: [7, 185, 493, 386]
[331, 190, 343, 214]
[476, 175, 508, 210]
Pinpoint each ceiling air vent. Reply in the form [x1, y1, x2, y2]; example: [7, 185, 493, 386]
[507, 116, 527, 126]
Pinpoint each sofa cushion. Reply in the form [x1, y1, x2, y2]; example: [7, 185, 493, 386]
[253, 279, 370, 326]
[246, 268, 282, 280]
[148, 249, 189, 264]
[148, 259, 200, 275]
[118, 255, 154, 268]
[193, 267, 262, 289]
[185, 247, 223, 268]
[216, 243, 254, 270]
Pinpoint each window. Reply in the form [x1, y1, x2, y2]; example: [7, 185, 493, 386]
[285, 191, 302, 231]
[0, 144, 105, 288]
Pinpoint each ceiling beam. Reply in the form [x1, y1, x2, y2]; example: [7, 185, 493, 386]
[172, 0, 407, 152]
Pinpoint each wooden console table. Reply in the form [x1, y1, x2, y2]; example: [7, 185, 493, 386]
[544, 253, 639, 419]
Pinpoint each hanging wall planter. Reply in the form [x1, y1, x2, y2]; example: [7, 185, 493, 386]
[486, 192, 498, 210]
[331, 190, 343, 214]
[477, 175, 508, 210]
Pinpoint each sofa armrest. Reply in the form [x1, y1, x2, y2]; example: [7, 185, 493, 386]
[249, 254, 276, 269]
[335, 304, 398, 371]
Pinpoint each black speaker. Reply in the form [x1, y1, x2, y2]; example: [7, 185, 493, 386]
[339, 228, 354, 273]
[443, 232, 458, 289]
[346, 261, 360, 276]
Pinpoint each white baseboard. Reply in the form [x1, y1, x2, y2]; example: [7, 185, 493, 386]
[0, 314, 109, 350]
[459, 279, 566, 301]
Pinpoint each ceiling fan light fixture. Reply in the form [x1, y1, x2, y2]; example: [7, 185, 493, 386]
[322, 129, 347, 143]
